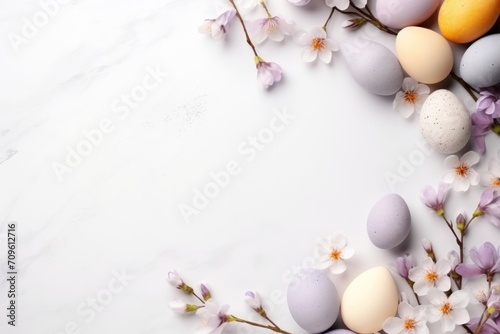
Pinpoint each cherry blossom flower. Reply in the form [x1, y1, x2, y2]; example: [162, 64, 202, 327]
[393, 77, 430, 118]
[326, 0, 367, 10]
[477, 86, 500, 118]
[383, 301, 429, 334]
[408, 258, 451, 296]
[474, 188, 500, 227]
[248, 16, 295, 44]
[295, 27, 338, 64]
[198, 10, 236, 40]
[481, 157, 500, 188]
[314, 233, 354, 274]
[255, 57, 282, 89]
[420, 182, 451, 216]
[285, 0, 310, 5]
[169, 300, 201, 314]
[456, 242, 500, 279]
[195, 300, 233, 334]
[244, 291, 262, 310]
[442, 151, 480, 192]
[427, 288, 470, 332]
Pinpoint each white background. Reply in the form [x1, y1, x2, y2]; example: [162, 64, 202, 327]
[0, 0, 499, 333]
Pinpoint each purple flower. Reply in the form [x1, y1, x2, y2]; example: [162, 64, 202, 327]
[467, 318, 500, 334]
[477, 86, 500, 118]
[200, 283, 212, 301]
[471, 111, 495, 153]
[198, 9, 236, 40]
[456, 242, 500, 278]
[421, 182, 451, 215]
[255, 57, 282, 89]
[474, 188, 500, 227]
[395, 254, 414, 279]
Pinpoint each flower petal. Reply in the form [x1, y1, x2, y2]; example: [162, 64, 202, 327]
[461, 151, 480, 166]
[329, 260, 346, 274]
[444, 155, 460, 168]
[449, 290, 469, 308]
[398, 101, 415, 118]
[383, 317, 404, 334]
[455, 263, 483, 277]
[301, 46, 318, 62]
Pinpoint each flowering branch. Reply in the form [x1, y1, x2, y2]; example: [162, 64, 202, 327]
[450, 71, 479, 102]
[228, 0, 258, 56]
[336, 3, 397, 35]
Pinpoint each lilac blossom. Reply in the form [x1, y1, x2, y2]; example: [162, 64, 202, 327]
[456, 242, 500, 278]
[467, 318, 500, 334]
[477, 86, 500, 118]
[420, 182, 451, 215]
[396, 254, 414, 279]
[474, 188, 500, 227]
[195, 300, 233, 334]
[472, 111, 495, 153]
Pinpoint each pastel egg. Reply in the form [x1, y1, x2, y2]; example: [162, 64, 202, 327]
[396, 27, 453, 84]
[460, 34, 500, 88]
[367, 193, 411, 249]
[439, 0, 500, 43]
[287, 268, 340, 333]
[376, 0, 440, 29]
[420, 89, 472, 154]
[340, 38, 403, 96]
[341, 267, 398, 334]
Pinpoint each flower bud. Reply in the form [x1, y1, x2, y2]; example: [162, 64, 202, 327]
[169, 299, 201, 314]
[167, 271, 193, 294]
[200, 283, 212, 301]
[455, 213, 466, 231]
[448, 250, 459, 270]
[341, 18, 367, 29]
[245, 291, 266, 316]
[395, 254, 413, 279]
[422, 238, 436, 261]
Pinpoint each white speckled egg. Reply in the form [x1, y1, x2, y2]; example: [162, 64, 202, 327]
[396, 27, 453, 84]
[287, 268, 339, 333]
[341, 267, 399, 334]
[340, 38, 403, 95]
[420, 89, 472, 154]
[460, 34, 500, 88]
[376, 0, 440, 29]
[367, 193, 411, 249]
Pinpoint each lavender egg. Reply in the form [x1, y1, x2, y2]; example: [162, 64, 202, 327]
[366, 193, 411, 249]
[460, 34, 500, 88]
[287, 268, 340, 333]
[340, 38, 403, 96]
[376, 0, 441, 29]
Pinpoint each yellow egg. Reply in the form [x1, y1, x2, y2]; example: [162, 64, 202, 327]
[396, 27, 453, 84]
[341, 267, 399, 334]
[438, 0, 500, 43]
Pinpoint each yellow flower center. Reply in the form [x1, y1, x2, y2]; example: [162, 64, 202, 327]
[440, 302, 452, 315]
[266, 20, 279, 34]
[455, 163, 469, 177]
[312, 38, 325, 50]
[403, 319, 416, 330]
[330, 249, 342, 261]
[425, 270, 438, 283]
[491, 177, 500, 187]
[404, 90, 417, 103]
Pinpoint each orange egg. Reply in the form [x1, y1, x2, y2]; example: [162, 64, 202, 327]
[438, 0, 500, 43]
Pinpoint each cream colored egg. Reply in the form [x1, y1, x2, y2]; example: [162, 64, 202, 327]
[341, 267, 398, 334]
[396, 27, 453, 84]
[420, 89, 471, 154]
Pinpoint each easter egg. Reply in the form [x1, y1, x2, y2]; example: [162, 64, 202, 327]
[376, 0, 440, 29]
[341, 267, 399, 334]
[419, 89, 472, 154]
[396, 27, 453, 84]
[367, 193, 411, 249]
[287, 268, 340, 333]
[438, 0, 500, 43]
[460, 34, 500, 88]
[340, 38, 403, 95]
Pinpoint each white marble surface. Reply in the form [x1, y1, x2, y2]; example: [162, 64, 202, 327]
[0, 0, 499, 333]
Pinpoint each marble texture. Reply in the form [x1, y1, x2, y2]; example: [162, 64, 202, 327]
[0, 1, 498, 333]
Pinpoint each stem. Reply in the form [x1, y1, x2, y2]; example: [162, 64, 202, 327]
[232, 316, 292, 334]
[336, 8, 397, 35]
[464, 216, 477, 231]
[192, 292, 205, 304]
[450, 71, 479, 101]
[323, 7, 336, 30]
[442, 216, 461, 245]
[264, 315, 280, 329]
[228, 0, 259, 57]
[259, 0, 272, 18]
[473, 310, 491, 334]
